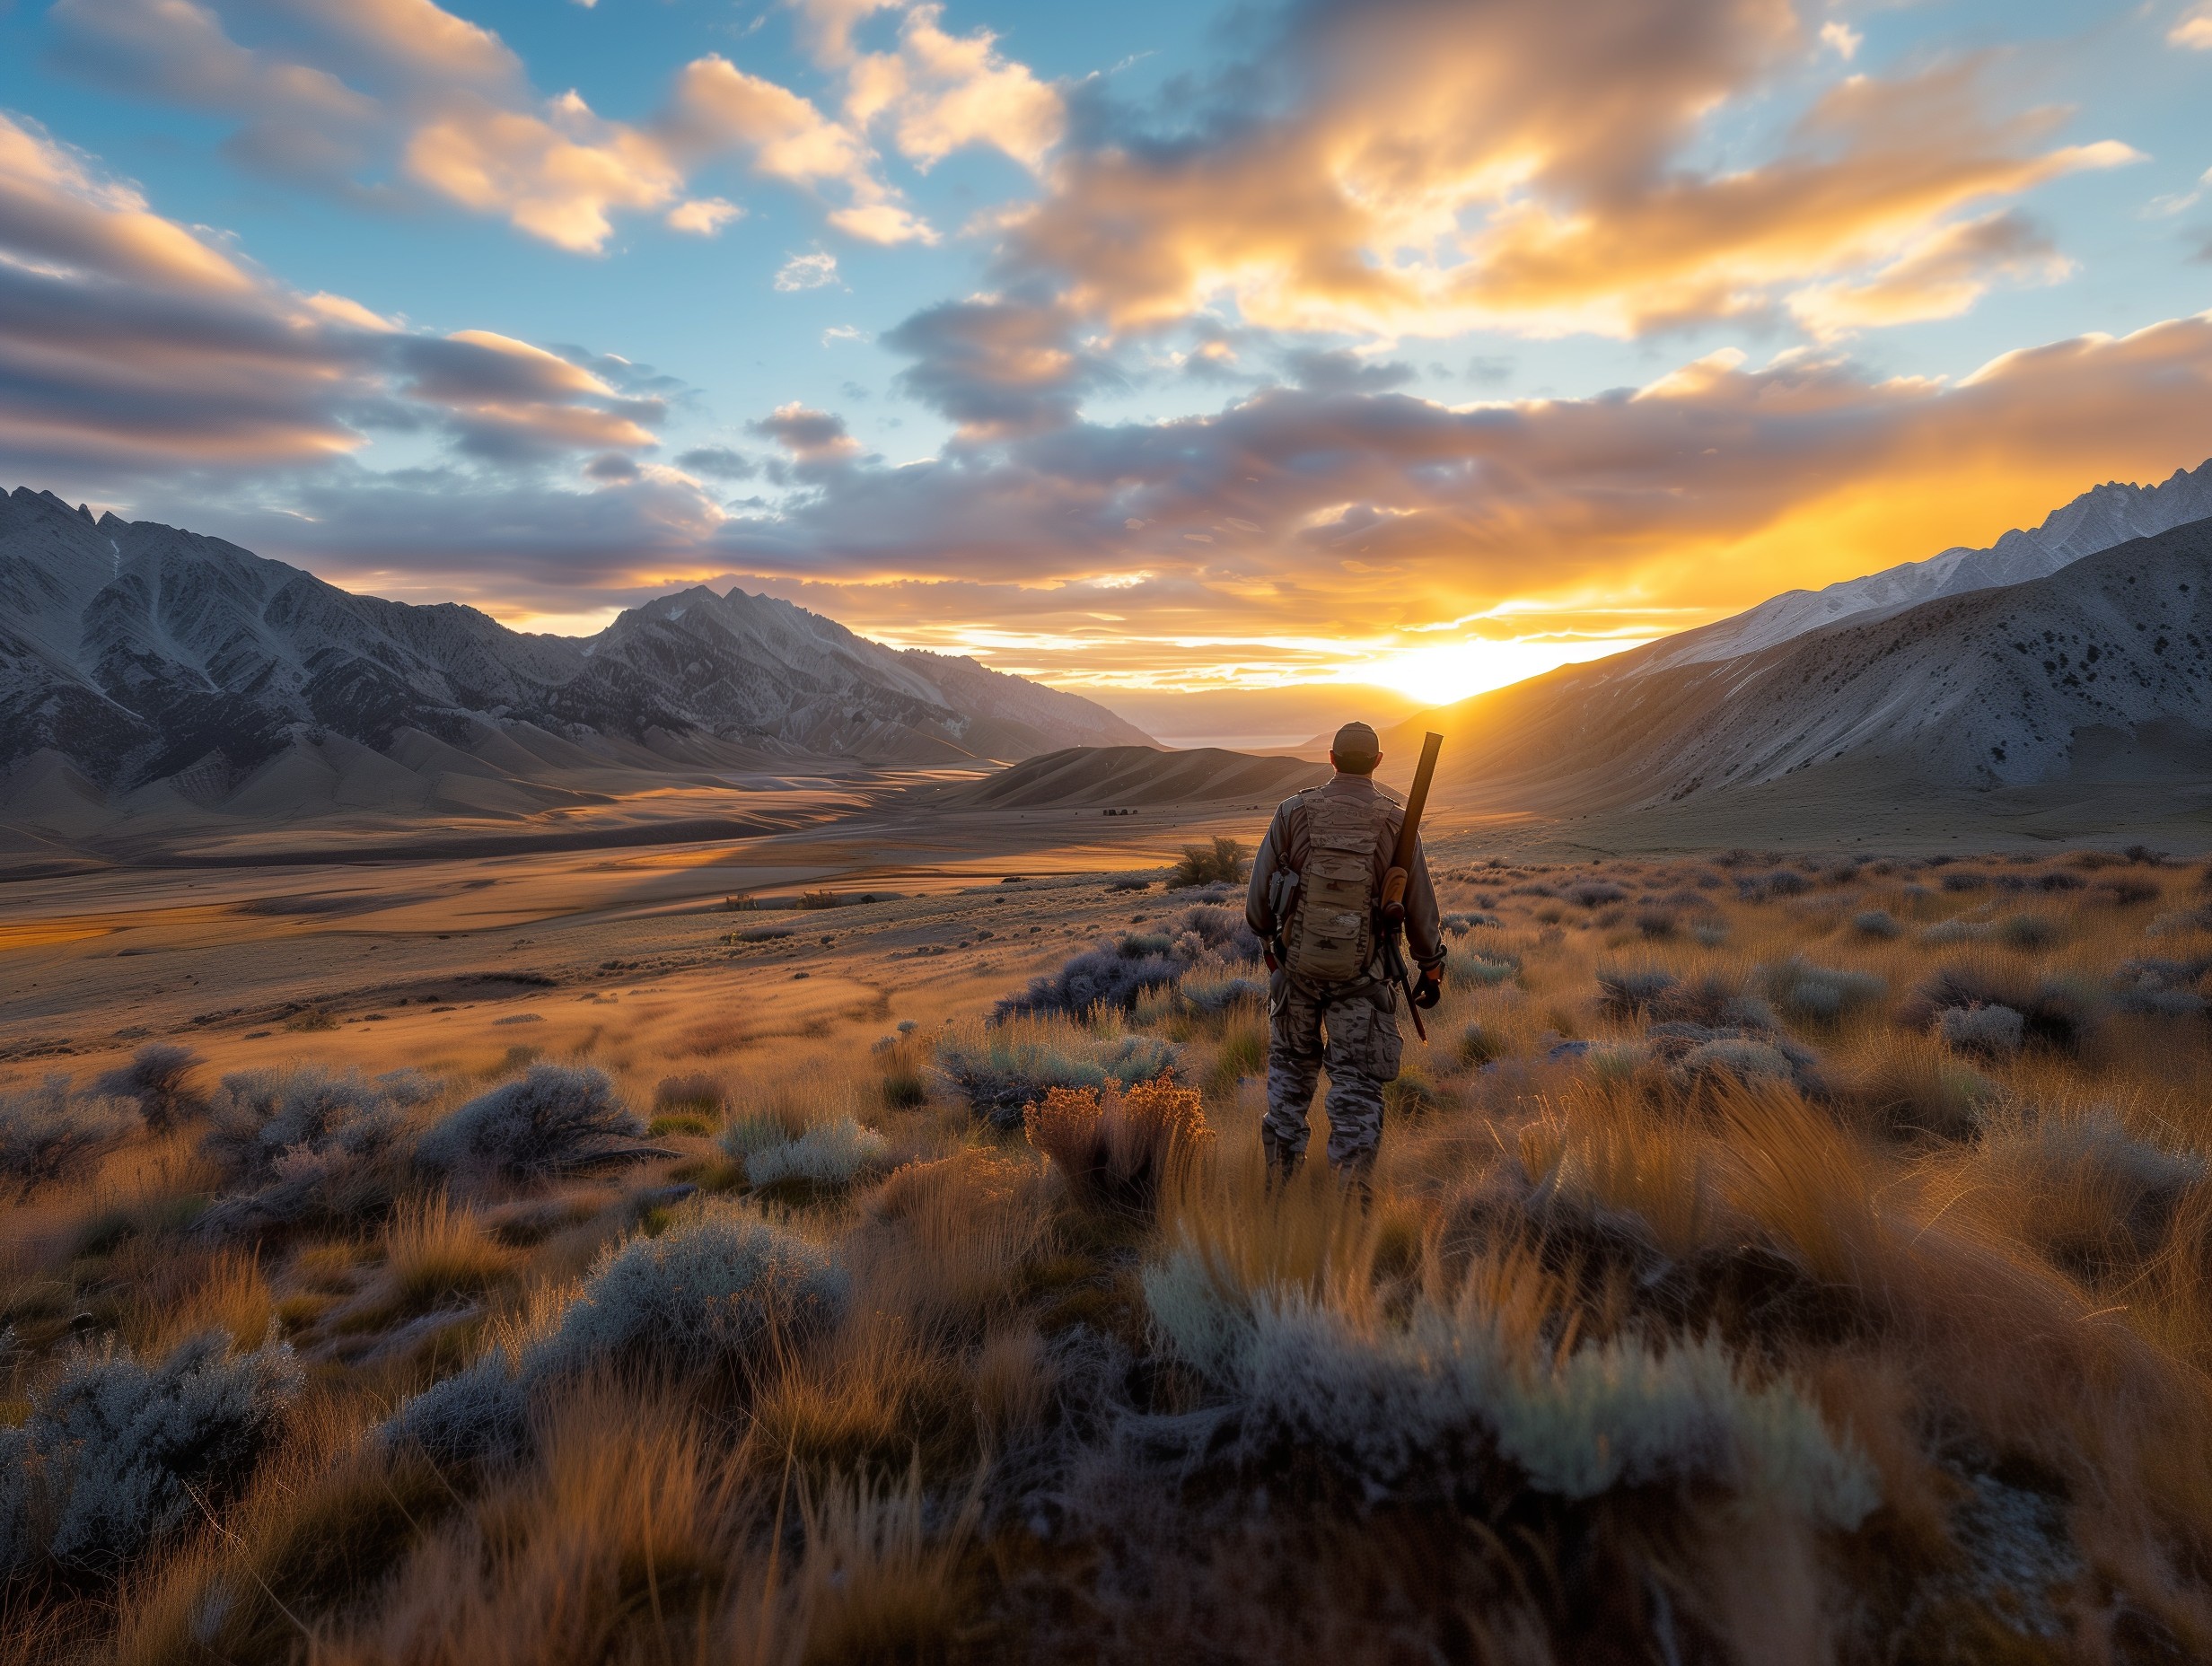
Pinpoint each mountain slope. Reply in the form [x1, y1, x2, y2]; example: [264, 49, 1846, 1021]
[1398, 515, 2212, 816]
[0, 487, 1150, 794]
[1638, 459, 2212, 673]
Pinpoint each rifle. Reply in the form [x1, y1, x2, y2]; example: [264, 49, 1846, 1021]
[1379, 731, 1444, 1042]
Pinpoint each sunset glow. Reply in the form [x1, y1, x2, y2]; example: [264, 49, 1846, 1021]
[1, 0, 2208, 723]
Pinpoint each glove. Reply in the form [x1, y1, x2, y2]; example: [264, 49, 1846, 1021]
[1412, 969, 1442, 1010]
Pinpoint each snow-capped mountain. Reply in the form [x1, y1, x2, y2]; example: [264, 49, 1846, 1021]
[0, 487, 1150, 793]
[1400, 513, 2212, 813]
[1636, 459, 2212, 673]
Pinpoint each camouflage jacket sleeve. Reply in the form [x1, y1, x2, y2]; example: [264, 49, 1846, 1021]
[1404, 835, 1445, 974]
[1246, 803, 1291, 937]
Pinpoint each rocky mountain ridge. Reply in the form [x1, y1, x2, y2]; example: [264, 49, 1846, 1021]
[1399, 514, 2212, 815]
[1638, 458, 2212, 672]
[0, 487, 1150, 795]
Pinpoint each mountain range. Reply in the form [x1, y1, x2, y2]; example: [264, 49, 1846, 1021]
[0, 487, 1149, 809]
[1391, 470, 2212, 835]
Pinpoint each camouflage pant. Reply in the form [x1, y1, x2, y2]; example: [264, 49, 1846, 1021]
[1263, 974, 1403, 1177]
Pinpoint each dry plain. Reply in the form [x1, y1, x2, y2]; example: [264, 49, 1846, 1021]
[7, 776, 2212, 1662]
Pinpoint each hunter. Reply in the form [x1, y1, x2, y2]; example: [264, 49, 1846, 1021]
[1246, 720, 1445, 1188]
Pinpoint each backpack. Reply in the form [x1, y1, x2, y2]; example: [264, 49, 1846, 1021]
[1283, 791, 1388, 985]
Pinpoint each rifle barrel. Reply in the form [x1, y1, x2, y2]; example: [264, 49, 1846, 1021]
[1390, 732, 1444, 873]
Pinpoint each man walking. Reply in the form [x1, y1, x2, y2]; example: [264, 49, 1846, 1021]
[1246, 721, 1444, 1189]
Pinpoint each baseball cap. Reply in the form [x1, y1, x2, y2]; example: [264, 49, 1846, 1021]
[1330, 721, 1381, 765]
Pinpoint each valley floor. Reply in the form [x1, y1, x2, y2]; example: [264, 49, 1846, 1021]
[6, 805, 2212, 1662]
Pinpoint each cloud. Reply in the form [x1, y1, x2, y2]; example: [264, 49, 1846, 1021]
[843, 4, 1063, 172]
[775, 250, 842, 291]
[2172, 3, 2212, 48]
[748, 401, 861, 462]
[1819, 21, 1862, 59]
[0, 112, 666, 478]
[48, 0, 933, 251]
[677, 311, 2212, 684]
[1280, 348, 1417, 393]
[1786, 210, 2071, 338]
[667, 54, 931, 245]
[666, 196, 742, 234]
[996, 1, 2134, 343]
[882, 295, 1115, 434]
[674, 445, 759, 479]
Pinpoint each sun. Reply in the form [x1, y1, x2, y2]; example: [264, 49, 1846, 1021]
[1354, 635, 1654, 706]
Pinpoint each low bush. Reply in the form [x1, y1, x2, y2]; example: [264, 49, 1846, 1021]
[1140, 1252, 1876, 1525]
[935, 1025, 1181, 1130]
[417, 1065, 668, 1182]
[995, 937, 1185, 1021]
[1646, 1022, 1824, 1097]
[0, 1076, 133, 1196]
[1595, 965, 1676, 1016]
[1448, 954, 1516, 989]
[1563, 880, 1626, 908]
[1842, 1043, 1994, 1142]
[1456, 1023, 1502, 1068]
[1168, 905, 1264, 963]
[735, 1116, 891, 1189]
[1997, 913, 2062, 949]
[1167, 837, 1248, 890]
[1851, 909, 1902, 939]
[91, 1043, 207, 1132]
[1760, 956, 1887, 1025]
[2111, 959, 2210, 1017]
[1633, 909, 1676, 940]
[1024, 1075, 1211, 1212]
[1179, 974, 1266, 1015]
[3, 1331, 302, 1574]
[199, 1065, 433, 1232]
[1736, 869, 1812, 901]
[2098, 876, 2162, 907]
[1938, 1004, 2025, 1059]
[387, 1207, 847, 1465]
[1900, 964, 2102, 1056]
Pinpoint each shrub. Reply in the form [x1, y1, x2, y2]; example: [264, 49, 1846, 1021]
[4, 1332, 302, 1574]
[1563, 881, 1627, 908]
[1169, 906, 1264, 963]
[1760, 957, 1887, 1025]
[198, 1066, 432, 1232]
[1025, 1075, 1211, 1212]
[1456, 1023, 1502, 1068]
[1736, 869, 1811, 901]
[994, 938, 1185, 1021]
[738, 1117, 891, 1189]
[1646, 1022, 1824, 1096]
[1180, 974, 1266, 1015]
[1847, 1050, 1995, 1143]
[1595, 965, 1676, 1016]
[1997, 913, 2061, 950]
[1940, 871, 1991, 893]
[1448, 954, 1517, 989]
[1901, 965, 2101, 1055]
[2098, 876, 2162, 907]
[389, 1208, 849, 1467]
[734, 925, 794, 943]
[1649, 973, 1775, 1031]
[417, 1065, 667, 1182]
[1851, 909, 1902, 940]
[91, 1043, 206, 1132]
[935, 1027, 1180, 1130]
[1141, 1255, 1876, 1525]
[1923, 918, 1993, 946]
[534, 1207, 847, 1378]
[0, 1076, 132, 1196]
[1633, 909, 1676, 940]
[1938, 1004, 2025, 1059]
[2111, 959, 2210, 1017]
[1167, 837, 1248, 890]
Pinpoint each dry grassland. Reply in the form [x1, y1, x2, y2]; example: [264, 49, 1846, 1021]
[5, 845, 2212, 1662]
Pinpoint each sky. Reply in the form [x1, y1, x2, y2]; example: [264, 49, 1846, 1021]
[2, 0, 2211, 732]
